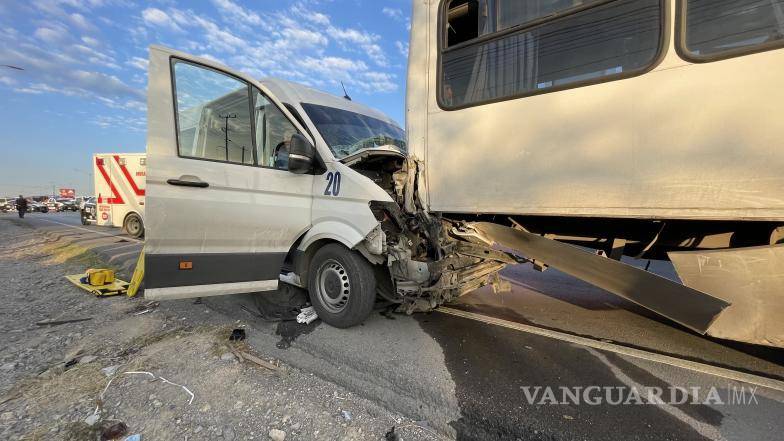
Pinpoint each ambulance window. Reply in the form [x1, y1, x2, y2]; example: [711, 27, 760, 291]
[252, 89, 299, 170]
[172, 61, 255, 165]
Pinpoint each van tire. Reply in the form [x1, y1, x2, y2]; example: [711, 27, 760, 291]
[124, 213, 144, 239]
[307, 243, 376, 328]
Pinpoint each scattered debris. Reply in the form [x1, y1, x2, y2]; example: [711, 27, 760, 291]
[235, 350, 284, 374]
[123, 434, 141, 441]
[101, 365, 121, 377]
[385, 426, 400, 441]
[296, 306, 318, 324]
[94, 370, 195, 420]
[220, 352, 237, 362]
[100, 420, 128, 440]
[80, 355, 98, 364]
[229, 328, 246, 341]
[379, 307, 397, 320]
[85, 413, 100, 426]
[35, 317, 93, 327]
[268, 428, 286, 441]
[64, 358, 78, 369]
[132, 301, 159, 316]
[341, 410, 352, 422]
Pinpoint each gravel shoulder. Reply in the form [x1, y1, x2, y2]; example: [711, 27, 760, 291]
[0, 216, 442, 441]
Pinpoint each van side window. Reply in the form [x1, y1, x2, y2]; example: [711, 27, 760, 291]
[440, 0, 663, 109]
[173, 61, 255, 165]
[682, 0, 784, 60]
[253, 89, 299, 170]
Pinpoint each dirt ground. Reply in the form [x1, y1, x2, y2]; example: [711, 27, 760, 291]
[0, 217, 441, 441]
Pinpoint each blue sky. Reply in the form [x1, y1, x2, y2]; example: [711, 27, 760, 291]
[0, 0, 412, 196]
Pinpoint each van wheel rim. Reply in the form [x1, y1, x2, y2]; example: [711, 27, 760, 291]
[316, 259, 350, 313]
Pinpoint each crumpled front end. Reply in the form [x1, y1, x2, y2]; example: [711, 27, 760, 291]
[356, 156, 515, 313]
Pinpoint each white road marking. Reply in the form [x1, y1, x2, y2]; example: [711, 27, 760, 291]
[587, 348, 728, 441]
[36, 218, 143, 243]
[437, 307, 784, 392]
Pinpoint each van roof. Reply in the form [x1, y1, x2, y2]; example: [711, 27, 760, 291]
[259, 78, 399, 127]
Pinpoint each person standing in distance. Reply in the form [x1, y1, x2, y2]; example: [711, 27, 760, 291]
[16, 195, 28, 219]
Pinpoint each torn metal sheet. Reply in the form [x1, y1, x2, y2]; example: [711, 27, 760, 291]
[670, 245, 784, 348]
[471, 222, 730, 334]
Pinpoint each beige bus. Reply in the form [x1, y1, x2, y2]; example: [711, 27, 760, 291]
[405, 0, 784, 346]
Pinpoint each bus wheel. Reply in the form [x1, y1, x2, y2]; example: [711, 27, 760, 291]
[307, 243, 376, 328]
[124, 213, 144, 239]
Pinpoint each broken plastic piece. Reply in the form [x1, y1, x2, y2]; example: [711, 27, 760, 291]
[296, 306, 318, 324]
[229, 329, 246, 341]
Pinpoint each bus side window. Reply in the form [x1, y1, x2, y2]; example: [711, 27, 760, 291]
[447, 0, 481, 47]
[682, 0, 784, 60]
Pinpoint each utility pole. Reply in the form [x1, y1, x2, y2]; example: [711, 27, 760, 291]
[218, 114, 237, 161]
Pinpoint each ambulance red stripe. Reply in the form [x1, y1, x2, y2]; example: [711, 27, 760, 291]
[95, 156, 124, 204]
[113, 155, 145, 196]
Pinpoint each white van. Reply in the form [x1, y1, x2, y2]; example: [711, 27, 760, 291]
[144, 47, 509, 328]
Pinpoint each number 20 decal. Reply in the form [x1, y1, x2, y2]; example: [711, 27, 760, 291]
[324, 171, 341, 196]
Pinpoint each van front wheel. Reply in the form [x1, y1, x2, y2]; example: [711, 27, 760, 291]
[308, 244, 376, 328]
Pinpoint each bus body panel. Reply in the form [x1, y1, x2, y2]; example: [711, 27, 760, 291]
[413, 0, 784, 221]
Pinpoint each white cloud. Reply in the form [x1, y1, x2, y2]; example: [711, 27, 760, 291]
[34, 26, 69, 44]
[142, 7, 182, 32]
[81, 35, 100, 47]
[395, 41, 409, 58]
[382, 7, 404, 21]
[68, 12, 93, 30]
[210, 0, 261, 25]
[126, 56, 148, 71]
[280, 27, 328, 49]
[328, 26, 387, 66]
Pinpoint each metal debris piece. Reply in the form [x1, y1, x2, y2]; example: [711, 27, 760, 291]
[296, 306, 318, 324]
[35, 317, 93, 327]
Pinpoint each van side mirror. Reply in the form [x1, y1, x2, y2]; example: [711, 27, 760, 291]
[288, 133, 315, 174]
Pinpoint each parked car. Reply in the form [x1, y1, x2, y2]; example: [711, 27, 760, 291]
[81, 197, 96, 225]
[0, 198, 12, 212]
[30, 202, 49, 213]
[57, 198, 79, 212]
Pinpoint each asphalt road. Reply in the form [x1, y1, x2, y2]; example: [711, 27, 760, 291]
[6, 211, 784, 441]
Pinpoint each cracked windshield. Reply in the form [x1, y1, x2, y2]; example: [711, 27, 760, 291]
[301, 103, 406, 159]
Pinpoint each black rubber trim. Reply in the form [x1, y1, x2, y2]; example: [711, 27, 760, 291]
[146, 252, 286, 289]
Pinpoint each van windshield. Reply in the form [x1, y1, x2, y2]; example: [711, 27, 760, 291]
[301, 103, 406, 159]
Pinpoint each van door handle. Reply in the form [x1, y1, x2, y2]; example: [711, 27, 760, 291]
[167, 177, 209, 188]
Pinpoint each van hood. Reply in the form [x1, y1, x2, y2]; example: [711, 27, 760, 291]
[338, 146, 406, 167]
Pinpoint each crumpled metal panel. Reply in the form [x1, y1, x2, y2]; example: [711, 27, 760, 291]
[471, 222, 730, 334]
[670, 245, 784, 348]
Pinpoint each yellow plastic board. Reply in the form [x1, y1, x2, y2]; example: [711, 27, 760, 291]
[65, 274, 129, 297]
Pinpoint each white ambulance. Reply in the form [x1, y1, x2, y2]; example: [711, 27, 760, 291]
[89, 153, 146, 238]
